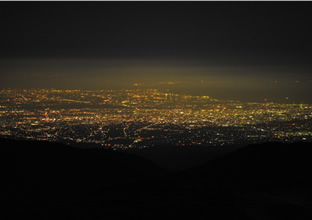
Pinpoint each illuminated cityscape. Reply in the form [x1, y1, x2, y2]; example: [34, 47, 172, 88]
[2, 2, 312, 220]
[1, 88, 311, 149]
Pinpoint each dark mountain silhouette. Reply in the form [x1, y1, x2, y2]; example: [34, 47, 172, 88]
[2, 138, 312, 220]
[126, 144, 244, 171]
[0, 138, 169, 209]
[171, 142, 312, 220]
[180, 142, 312, 183]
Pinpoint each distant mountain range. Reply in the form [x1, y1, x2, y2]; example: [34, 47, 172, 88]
[1, 138, 312, 220]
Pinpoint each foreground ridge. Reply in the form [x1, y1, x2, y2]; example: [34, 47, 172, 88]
[2, 139, 312, 220]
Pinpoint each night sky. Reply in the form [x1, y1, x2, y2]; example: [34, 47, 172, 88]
[1, 2, 312, 103]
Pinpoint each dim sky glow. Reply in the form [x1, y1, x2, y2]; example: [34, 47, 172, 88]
[1, 58, 311, 103]
[1, 2, 312, 103]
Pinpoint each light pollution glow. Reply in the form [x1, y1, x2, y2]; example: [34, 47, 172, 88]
[0, 58, 311, 103]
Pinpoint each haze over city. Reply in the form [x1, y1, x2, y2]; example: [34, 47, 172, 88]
[1, 2, 312, 103]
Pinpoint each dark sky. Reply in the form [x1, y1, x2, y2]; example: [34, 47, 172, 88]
[1, 2, 312, 103]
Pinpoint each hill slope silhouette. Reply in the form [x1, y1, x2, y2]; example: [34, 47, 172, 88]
[0, 139, 169, 207]
[2, 138, 312, 220]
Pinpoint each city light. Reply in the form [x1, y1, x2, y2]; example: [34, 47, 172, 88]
[1, 88, 311, 149]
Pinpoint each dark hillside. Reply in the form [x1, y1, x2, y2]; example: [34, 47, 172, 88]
[0, 138, 169, 203]
[126, 144, 244, 171]
[1, 138, 312, 220]
[179, 142, 312, 184]
[169, 142, 312, 220]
